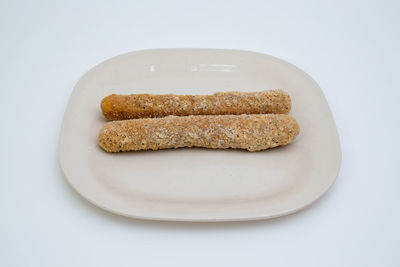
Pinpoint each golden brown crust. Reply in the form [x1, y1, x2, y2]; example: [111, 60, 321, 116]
[98, 114, 299, 152]
[101, 90, 291, 120]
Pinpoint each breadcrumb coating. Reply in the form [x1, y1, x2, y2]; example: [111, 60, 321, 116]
[98, 114, 299, 152]
[101, 90, 291, 120]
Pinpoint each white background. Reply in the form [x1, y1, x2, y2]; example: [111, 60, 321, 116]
[1, 0, 399, 266]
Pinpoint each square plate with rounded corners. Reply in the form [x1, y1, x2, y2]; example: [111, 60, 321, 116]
[59, 48, 341, 222]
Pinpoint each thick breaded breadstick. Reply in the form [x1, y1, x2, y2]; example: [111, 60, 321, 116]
[101, 90, 291, 120]
[98, 114, 299, 152]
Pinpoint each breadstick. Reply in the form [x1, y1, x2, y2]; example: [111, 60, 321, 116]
[98, 114, 299, 152]
[101, 90, 291, 120]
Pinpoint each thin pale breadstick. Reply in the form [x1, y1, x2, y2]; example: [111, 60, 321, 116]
[101, 90, 291, 120]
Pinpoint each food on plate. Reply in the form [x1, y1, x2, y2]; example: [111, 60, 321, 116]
[98, 114, 299, 152]
[101, 90, 291, 120]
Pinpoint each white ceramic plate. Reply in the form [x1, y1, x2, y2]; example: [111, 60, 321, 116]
[59, 49, 341, 221]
